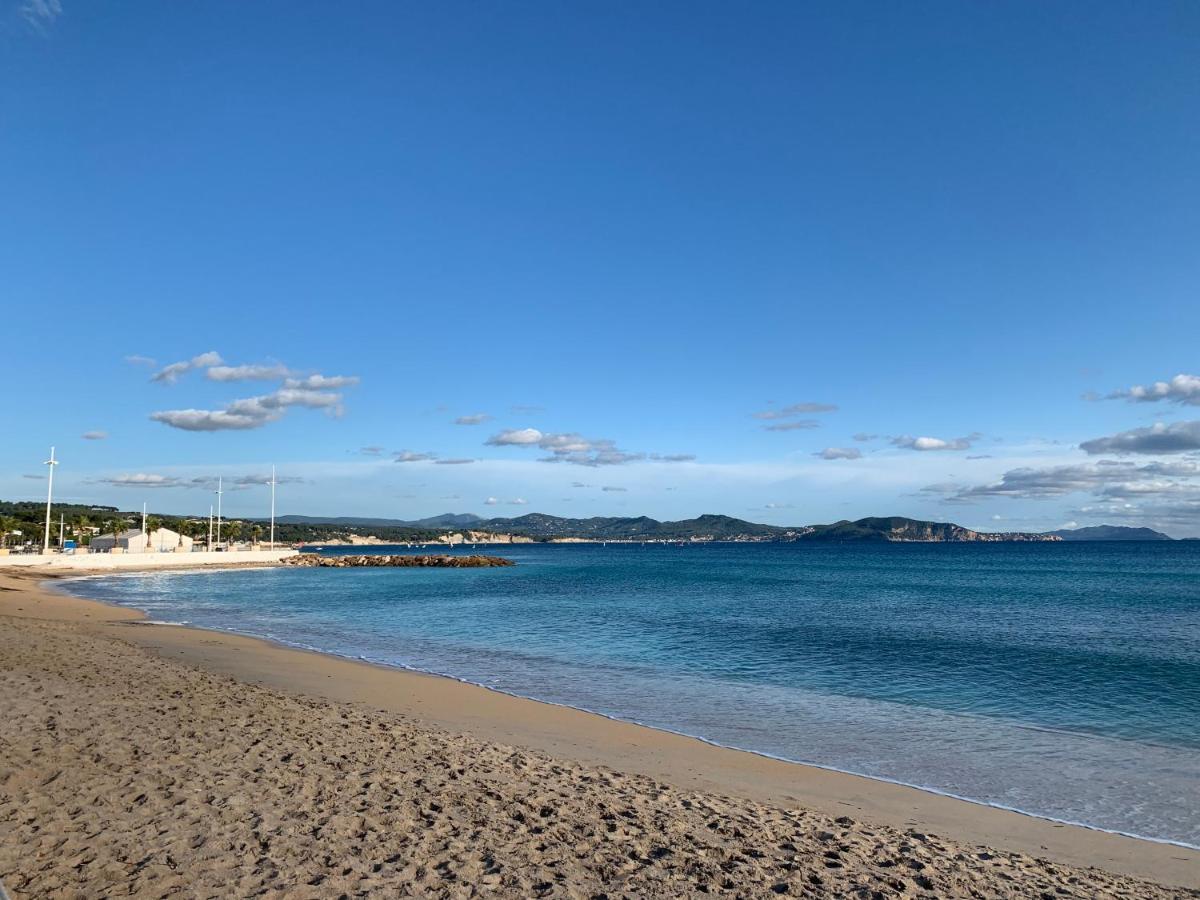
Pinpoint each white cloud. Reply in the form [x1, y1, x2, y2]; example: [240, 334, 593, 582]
[486, 427, 647, 466]
[487, 428, 544, 446]
[151, 351, 223, 384]
[152, 384, 351, 431]
[754, 402, 838, 420]
[394, 450, 436, 463]
[1106, 373, 1200, 406]
[454, 413, 492, 426]
[206, 363, 292, 382]
[435, 458, 476, 465]
[484, 497, 499, 505]
[927, 459, 1200, 503]
[601, 486, 627, 492]
[509, 497, 528, 505]
[284, 374, 361, 390]
[1080, 420, 1200, 455]
[150, 408, 271, 431]
[358, 446, 386, 456]
[125, 354, 157, 367]
[892, 433, 980, 452]
[816, 447, 861, 460]
[20, 0, 61, 30]
[81, 430, 108, 441]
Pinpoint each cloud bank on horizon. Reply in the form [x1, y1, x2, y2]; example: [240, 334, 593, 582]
[27, 351, 1200, 535]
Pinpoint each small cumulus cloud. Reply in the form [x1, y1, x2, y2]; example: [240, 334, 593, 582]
[207, 363, 292, 382]
[151, 351, 223, 385]
[484, 497, 499, 505]
[487, 428, 643, 466]
[151, 376, 357, 431]
[394, 450, 437, 463]
[1105, 374, 1200, 406]
[125, 354, 157, 367]
[763, 420, 820, 432]
[815, 447, 861, 460]
[284, 374, 360, 390]
[891, 433, 980, 452]
[81, 430, 108, 441]
[359, 446, 386, 456]
[454, 413, 492, 426]
[508, 497, 528, 505]
[764, 502, 794, 509]
[852, 433, 878, 442]
[487, 428, 543, 446]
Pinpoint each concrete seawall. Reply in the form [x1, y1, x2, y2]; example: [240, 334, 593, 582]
[0, 549, 299, 570]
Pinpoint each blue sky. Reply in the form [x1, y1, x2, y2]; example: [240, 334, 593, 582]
[3, 2, 1199, 534]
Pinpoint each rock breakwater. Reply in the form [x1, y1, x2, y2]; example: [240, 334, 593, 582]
[282, 553, 514, 568]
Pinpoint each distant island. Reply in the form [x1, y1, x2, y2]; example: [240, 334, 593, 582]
[1, 501, 1180, 548]
[1047, 525, 1173, 541]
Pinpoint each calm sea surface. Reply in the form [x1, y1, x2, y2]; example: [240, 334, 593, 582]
[62, 541, 1200, 846]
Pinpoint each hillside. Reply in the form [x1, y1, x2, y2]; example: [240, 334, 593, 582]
[1048, 525, 1173, 541]
[472, 513, 794, 541]
[800, 517, 1059, 543]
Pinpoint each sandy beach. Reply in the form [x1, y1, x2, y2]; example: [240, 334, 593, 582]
[1, 567, 1196, 898]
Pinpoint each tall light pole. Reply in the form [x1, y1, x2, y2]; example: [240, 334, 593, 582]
[267, 465, 277, 550]
[42, 446, 58, 553]
[215, 477, 223, 547]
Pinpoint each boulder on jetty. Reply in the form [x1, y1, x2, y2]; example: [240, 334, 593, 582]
[283, 553, 514, 568]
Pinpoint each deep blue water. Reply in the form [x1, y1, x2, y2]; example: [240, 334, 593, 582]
[63, 541, 1200, 845]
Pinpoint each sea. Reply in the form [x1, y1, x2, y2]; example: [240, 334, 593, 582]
[60, 541, 1200, 847]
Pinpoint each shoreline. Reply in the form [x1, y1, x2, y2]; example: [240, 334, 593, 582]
[2, 566, 1197, 892]
[50, 569, 1200, 855]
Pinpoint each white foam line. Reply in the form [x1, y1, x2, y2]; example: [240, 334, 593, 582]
[53, 575, 1200, 852]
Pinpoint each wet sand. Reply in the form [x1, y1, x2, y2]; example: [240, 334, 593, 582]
[1, 568, 1196, 897]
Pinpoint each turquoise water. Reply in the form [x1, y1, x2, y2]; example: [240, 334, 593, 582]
[63, 542, 1200, 846]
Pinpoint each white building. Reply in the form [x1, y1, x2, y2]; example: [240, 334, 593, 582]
[91, 527, 194, 553]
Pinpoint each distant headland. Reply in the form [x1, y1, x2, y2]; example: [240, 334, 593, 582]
[1, 501, 1178, 549]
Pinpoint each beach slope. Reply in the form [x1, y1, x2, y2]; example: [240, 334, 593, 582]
[0, 571, 1195, 897]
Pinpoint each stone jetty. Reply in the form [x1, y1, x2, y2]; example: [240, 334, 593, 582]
[282, 553, 514, 568]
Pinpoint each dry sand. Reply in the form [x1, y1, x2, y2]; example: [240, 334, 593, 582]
[0, 568, 1196, 898]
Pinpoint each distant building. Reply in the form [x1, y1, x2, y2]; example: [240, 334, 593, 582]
[91, 527, 193, 553]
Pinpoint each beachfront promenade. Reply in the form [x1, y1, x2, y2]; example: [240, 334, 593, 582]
[0, 549, 298, 570]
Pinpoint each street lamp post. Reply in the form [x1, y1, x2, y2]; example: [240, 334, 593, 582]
[215, 477, 223, 548]
[42, 446, 58, 553]
[267, 465, 278, 550]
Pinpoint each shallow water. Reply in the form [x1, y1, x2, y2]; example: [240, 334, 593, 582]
[64, 541, 1200, 846]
